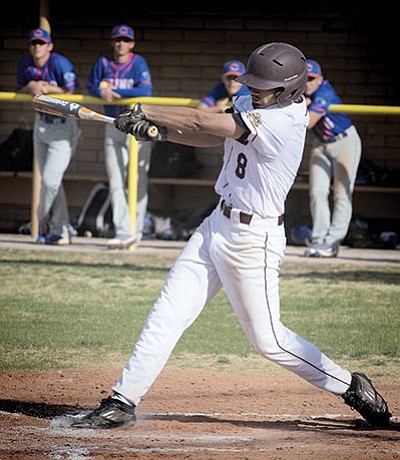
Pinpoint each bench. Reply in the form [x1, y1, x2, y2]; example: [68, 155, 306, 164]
[147, 176, 400, 194]
[0, 171, 399, 232]
[1, 170, 399, 195]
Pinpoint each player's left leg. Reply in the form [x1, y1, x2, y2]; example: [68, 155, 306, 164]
[227, 215, 391, 426]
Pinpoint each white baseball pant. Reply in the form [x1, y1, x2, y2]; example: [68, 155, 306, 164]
[113, 203, 351, 406]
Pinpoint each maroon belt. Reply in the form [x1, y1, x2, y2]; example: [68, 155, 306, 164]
[220, 201, 283, 226]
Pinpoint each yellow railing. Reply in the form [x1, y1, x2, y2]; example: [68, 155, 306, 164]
[1, 91, 400, 243]
[2, 92, 399, 114]
[0, 92, 200, 107]
[329, 104, 400, 115]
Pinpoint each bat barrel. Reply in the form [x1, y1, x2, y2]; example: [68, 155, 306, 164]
[32, 95, 115, 125]
[32, 95, 82, 118]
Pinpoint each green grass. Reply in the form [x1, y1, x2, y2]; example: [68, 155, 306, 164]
[0, 247, 399, 378]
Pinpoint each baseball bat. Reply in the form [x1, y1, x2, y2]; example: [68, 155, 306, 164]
[32, 95, 159, 137]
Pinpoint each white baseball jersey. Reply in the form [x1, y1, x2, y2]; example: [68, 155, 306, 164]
[215, 95, 309, 217]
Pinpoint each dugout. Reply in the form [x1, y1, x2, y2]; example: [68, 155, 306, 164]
[0, 2, 399, 239]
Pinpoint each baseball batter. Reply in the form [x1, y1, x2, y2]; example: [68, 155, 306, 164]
[17, 27, 79, 245]
[72, 43, 391, 429]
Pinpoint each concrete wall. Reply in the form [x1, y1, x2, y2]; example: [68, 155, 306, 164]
[0, 5, 398, 231]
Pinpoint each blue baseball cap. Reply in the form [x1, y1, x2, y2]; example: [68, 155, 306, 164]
[111, 24, 134, 41]
[307, 59, 322, 77]
[29, 27, 51, 43]
[222, 60, 246, 77]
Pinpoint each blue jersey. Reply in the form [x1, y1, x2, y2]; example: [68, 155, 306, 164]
[17, 53, 79, 122]
[86, 53, 153, 117]
[307, 80, 352, 142]
[200, 81, 250, 108]
[17, 52, 78, 91]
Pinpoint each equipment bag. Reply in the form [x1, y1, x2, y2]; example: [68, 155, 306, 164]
[75, 183, 114, 238]
[0, 128, 33, 172]
[149, 141, 202, 178]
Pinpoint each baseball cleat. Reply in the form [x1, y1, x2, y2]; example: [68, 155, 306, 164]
[304, 245, 318, 257]
[71, 396, 136, 429]
[36, 234, 46, 244]
[45, 233, 71, 245]
[342, 372, 391, 427]
[314, 242, 339, 258]
[304, 239, 320, 257]
[305, 242, 338, 258]
[106, 235, 136, 250]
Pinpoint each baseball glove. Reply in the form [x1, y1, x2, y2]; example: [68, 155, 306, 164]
[342, 372, 391, 427]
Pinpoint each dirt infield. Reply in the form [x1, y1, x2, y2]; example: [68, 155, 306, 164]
[1, 365, 399, 460]
[1, 236, 399, 458]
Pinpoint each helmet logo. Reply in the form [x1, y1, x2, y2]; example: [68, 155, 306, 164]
[284, 74, 299, 81]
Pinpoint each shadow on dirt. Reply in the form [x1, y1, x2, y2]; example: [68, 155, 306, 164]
[1, 399, 399, 437]
[139, 412, 400, 436]
[0, 399, 78, 419]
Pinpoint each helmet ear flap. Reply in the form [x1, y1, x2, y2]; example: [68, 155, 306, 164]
[276, 85, 306, 107]
[274, 88, 285, 106]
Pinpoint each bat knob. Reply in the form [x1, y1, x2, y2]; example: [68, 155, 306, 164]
[147, 125, 159, 138]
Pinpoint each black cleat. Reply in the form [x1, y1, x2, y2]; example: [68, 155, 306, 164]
[71, 396, 136, 429]
[342, 372, 391, 427]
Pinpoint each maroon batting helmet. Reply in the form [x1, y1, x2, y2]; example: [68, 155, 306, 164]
[236, 42, 307, 107]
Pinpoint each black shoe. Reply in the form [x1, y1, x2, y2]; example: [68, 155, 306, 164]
[71, 396, 136, 429]
[342, 372, 391, 427]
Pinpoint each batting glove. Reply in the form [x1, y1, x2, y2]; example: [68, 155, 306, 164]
[114, 103, 146, 134]
[131, 120, 168, 142]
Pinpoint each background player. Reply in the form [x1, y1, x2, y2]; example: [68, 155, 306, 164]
[86, 24, 153, 249]
[197, 59, 250, 112]
[17, 27, 80, 245]
[304, 59, 362, 258]
[71, 43, 391, 429]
